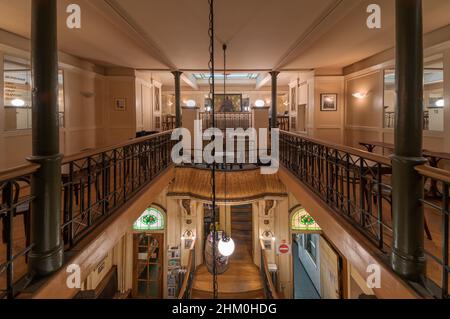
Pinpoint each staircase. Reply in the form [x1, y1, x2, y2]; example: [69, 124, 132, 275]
[191, 246, 265, 299]
[191, 205, 264, 299]
[230, 205, 253, 256]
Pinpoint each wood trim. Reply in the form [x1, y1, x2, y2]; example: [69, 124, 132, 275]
[62, 130, 173, 163]
[259, 240, 280, 299]
[0, 163, 40, 181]
[416, 164, 450, 184]
[177, 240, 196, 299]
[278, 166, 420, 299]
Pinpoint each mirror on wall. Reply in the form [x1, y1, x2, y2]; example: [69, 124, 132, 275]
[383, 58, 444, 132]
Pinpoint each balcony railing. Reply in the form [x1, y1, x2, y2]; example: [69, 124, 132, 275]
[415, 165, 449, 298]
[200, 112, 252, 130]
[280, 130, 449, 298]
[0, 164, 39, 299]
[0, 131, 174, 298]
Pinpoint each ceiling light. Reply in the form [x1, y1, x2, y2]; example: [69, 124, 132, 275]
[255, 99, 265, 107]
[11, 98, 25, 107]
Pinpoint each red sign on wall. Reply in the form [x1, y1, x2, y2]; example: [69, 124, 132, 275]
[277, 241, 291, 255]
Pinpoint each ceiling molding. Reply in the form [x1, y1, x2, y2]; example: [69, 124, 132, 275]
[272, 0, 358, 70]
[97, 0, 177, 69]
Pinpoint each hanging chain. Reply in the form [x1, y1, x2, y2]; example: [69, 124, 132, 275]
[208, 0, 219, 300]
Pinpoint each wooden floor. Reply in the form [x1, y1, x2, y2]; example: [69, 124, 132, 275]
[191, 245, 265, 299]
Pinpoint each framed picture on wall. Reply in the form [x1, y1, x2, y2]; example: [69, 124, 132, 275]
[320, 93, 337, 111]
[114, 98, 127, 111]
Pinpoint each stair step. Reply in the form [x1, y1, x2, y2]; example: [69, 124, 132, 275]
[191, 288, 265, 299]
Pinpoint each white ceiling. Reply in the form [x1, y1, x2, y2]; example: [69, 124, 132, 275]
[0, 0, 449, 88]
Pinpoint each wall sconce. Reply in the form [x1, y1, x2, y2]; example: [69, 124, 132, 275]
[181, 229, 195, 240]
[352, 91, 369, 99]
[260, 230, 276, 241]
[81, 91, 96, 98]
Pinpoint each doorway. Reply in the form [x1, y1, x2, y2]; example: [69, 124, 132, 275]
[231, 205, 253, 262]
[292, 233, 344, 299]
[133, 233, 164, 299]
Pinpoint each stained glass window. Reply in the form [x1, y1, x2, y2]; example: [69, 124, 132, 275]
[291, 208, 321, 231]
[133, 207, 165, 231]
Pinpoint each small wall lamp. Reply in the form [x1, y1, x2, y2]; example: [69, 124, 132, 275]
[352, 91, 370, 99]
[260, 230, 276, 241]
[181, 229, 195, 240]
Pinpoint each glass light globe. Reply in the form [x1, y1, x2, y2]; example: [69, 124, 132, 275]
[11, 99, 25, 107]
[186, 99, 197, 107]
[435, 99, 444, 107]
[255, 99, 265, 107]
[218, 238, 235, 257]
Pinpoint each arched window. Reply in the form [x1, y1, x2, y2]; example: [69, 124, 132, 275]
[133, 207, 165, 231]
[291, 208, 321, 231]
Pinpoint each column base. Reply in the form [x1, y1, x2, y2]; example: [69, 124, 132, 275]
[391, 248, 426, 282]
[28, 243, 64, 277]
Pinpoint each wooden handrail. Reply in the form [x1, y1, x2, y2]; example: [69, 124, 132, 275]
[62, 130, 174, 164]
[0, 163, 40, 182]
[1, 131, 174, 183]
[280, 130, 392, 166]
[415, 164, 450, 184]
[177, 240, 196, 299]
[259, 240, 279, 299]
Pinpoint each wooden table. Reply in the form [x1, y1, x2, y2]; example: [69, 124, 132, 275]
[360, 141, 450, 198]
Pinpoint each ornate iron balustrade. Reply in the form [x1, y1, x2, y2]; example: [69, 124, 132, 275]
[61, 131, 174, 249]
[280, 131, 394, 251]
[0, 164, 39, 299]
[200, 112, 252, 130]
[280, 130, 450, 299]
[0, 131, 174, 299]
[416, 165, 449, 299]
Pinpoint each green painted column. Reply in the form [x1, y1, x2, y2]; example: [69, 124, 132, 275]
[391, 0, 426, 281]
[270, 71, 280, 128]
[172, 71, 183, 128]
[27, 0, 64, 276]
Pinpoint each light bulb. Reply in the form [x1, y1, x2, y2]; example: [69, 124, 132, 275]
[218, 238, 235, 257]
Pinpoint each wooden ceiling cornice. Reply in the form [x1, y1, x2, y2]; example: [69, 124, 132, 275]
[168, 166, 287, 203]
